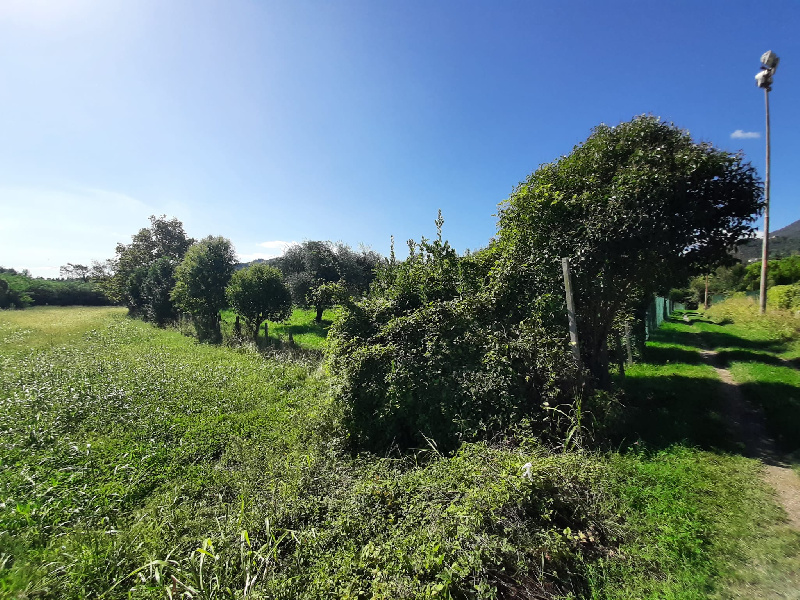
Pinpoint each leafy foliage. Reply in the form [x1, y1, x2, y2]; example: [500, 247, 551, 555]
[275, 240, 382, 321]
[59, 263, 90, 281]
[493, 115, 763, 387]
[172, 236, 236, 342]
[226, 263, 292, 341]
[327, 217, 576, 453]
[0, 270, 109, 308]
[141, 256, 178, 326]
[104, 215, 194, 312]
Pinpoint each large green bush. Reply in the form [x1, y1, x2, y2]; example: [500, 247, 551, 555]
[327, 227, 576, 453]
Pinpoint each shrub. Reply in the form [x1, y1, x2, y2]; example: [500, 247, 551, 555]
[327, 227, 576, 453]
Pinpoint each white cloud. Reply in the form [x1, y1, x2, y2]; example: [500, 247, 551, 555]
[731, 130, 761, 139]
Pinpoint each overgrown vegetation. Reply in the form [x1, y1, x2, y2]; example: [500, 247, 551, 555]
[2, 307, 798, 598]
[328, 116, 763, 452]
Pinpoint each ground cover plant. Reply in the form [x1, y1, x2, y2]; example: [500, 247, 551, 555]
[2, 306, 799, 598]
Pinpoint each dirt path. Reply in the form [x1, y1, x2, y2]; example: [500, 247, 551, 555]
[700, 348, 800, 531]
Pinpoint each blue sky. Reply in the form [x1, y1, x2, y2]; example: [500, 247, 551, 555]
[1, 0, 798, 277]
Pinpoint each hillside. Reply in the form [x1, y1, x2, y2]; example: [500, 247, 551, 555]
[736, 218, 800, 262]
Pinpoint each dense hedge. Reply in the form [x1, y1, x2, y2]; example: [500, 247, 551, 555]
[0, 271, 111, 308]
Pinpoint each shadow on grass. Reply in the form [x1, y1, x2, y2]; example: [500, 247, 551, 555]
[641, 345, 705, 365]
[256, 335, 324, 362]
[737, 380, 800, 454]
[615, 318, 800, 457]
[611, 373, 737, 453]
[653, 328, 786, 353]
[280, 319, 333, 336]
[716, 349, 800, 369]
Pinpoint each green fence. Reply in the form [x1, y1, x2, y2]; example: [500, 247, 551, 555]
[644, 296, 685, 339]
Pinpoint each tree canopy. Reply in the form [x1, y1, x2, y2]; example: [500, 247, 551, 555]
[493, 115, 763, 385]
[105, 215, 194, 313]
[275, 240, 382, 321]
[171, 236, 236, 342]
[226, 264, 292, 341]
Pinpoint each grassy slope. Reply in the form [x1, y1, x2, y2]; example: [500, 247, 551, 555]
[0, 306, 797, 598]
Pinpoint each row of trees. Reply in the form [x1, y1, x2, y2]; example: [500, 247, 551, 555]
[57, 115, 762, 454]
[100, 216, 382, 342]
[685, 254, 800, 303]
[272, 241, 382, 321]
[0, 267, 111, 309]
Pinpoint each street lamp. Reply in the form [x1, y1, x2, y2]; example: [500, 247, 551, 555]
[756, 50, 779, 315]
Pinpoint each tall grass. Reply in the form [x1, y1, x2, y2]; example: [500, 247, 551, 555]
[1, 307, 796, 598]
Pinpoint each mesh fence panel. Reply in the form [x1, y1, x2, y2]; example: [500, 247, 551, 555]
[644, 296, 684, 339]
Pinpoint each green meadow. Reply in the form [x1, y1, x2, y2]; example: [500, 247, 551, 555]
[1, 305, 799, 598]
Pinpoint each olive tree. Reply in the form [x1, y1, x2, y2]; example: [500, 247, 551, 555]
[275, 240, 381, 322]
[171, 236, 236, 342]
[494, 115, 763, 387]
[226, 264, 292, 342]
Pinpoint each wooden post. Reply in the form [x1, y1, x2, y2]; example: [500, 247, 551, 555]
[704, 274, 709, 309]
[561, 258, 582, 369]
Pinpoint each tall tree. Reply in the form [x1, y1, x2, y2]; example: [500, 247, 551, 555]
[494, 115, 763, 387]
[59, 263, 90, 281]
[226, 264, 292, 342]
[171, 236, 236, 342]
[105, 215, 194, 312]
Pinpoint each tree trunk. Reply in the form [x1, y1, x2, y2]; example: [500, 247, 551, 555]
[254, 319, 262, 343]
[316, 304, 323, 323]
[582, 328, 612, 390]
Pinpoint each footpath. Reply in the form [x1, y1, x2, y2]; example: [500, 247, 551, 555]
[701, 346, 800, 531]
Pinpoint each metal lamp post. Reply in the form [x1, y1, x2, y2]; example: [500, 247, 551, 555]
[756, 50, 779, 315]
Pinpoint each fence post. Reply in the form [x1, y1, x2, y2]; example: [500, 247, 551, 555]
[561, 258, 582, 369]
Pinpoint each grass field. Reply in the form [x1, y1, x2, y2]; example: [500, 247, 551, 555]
[1, 306, 799, 598]
[220, 307, 336, 351]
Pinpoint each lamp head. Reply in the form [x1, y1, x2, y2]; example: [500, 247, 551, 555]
[761, 50, 780, 71]
[755, 69, 773, 89]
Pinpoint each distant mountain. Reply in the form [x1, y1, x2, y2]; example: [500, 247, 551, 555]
[736, 218, 800, 262]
